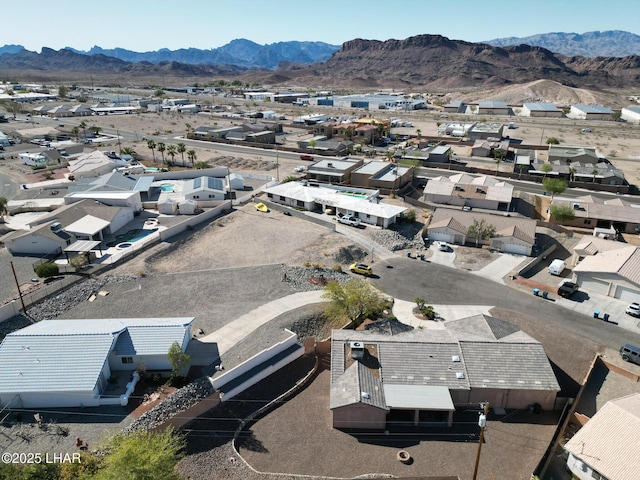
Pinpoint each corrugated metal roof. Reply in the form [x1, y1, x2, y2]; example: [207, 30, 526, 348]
[0, 318, 194, 395]
[565, 393, 640, 480]
[572, 104, 613, 114]
[523, 103, 561, 111]
[0, 335, 115, 392]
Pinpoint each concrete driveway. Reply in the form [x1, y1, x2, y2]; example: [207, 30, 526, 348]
[471, 252, 528, 284]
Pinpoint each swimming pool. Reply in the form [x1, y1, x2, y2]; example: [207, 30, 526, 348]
[159, 184, 175, 192]
[107, 228, 158, 247]
[338, 191, 367, 199]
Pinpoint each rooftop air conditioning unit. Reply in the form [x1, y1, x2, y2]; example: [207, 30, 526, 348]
[350, 341, 365, 361]
[50, 222, 62, 232]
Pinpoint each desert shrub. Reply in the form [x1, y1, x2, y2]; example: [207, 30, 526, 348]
[35, 262, 59, 278]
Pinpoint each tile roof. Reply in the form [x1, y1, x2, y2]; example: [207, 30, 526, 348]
[574, 246, 640, 285]
[429, 209, 536, 245]
[565, 393, 640, 480]
[330, 361, 387, 410]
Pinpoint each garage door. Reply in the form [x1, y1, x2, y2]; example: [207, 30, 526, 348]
[614, 285, 640, 303]
[429, 231, 454, 243]
[577, 277, 609, 295]
[503, 243, 529, 255]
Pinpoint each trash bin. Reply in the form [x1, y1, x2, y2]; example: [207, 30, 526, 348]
[603, 313, 610, 322]
[533, 288, 540, 296]
[542, 291, 548, 299]
[406, 252, 411, 258]
[593, 310, 600, 319]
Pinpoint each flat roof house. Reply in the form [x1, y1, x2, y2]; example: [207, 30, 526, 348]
[306, 157, 363, 184]
[350, 161, 413, 192]
[467, 122, 504, 141]
[0, 317, 195, 409]
[330, 315, 559, 430]
[263, 181, 406, 228]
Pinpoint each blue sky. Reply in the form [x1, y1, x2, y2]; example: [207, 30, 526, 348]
[3, 0, 639, 52]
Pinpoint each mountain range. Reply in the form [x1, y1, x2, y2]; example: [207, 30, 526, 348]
[1, 33, 639, 92]
[0, 39, 340, 70]
[485, 30, 640, 58]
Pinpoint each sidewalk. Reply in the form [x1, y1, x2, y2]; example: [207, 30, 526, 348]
[200, 290, 325, 355]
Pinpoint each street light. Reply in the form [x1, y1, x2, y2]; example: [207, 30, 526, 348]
[472, 402, 489, 480]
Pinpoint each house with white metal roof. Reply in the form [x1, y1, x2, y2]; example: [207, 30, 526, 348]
[568, 104, 613, 120]
[564, 393, 640, 480]
[263, 181, 406, 228]
[330, 315, 559, 430]
[0, 317, 194, 409]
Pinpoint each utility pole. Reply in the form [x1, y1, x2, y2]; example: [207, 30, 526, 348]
[472, 402, 489, 480]
[10, 261, 27, 313]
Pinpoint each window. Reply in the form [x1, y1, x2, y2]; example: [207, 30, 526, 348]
[584, 220, 592, 225]
[267, 193, 273, 198]
[591, 470, 609, 480]
[279, 196, 285, 201]
[296, 200, 304, 208]
[121, 357, 133, 364]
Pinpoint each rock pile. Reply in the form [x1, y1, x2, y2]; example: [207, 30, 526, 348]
[125, 377, 216, 433]
[371, 229, 426, 252]
[282, 266, 351, 292]
[27, 275, 138, 321]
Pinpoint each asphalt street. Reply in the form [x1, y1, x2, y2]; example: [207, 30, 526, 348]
[371, 255, 640, 352]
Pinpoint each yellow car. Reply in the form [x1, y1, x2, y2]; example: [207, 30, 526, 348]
[349, 263, 372, 276]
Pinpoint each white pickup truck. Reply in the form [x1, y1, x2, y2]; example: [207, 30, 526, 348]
[338, 215, 361, 227]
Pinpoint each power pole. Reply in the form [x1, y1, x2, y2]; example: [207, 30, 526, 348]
[10, 261, 27, 313]
[472, 402, 489, 480]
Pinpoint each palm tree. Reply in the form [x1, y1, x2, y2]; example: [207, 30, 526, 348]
[167, 145, 177, 166]
[185, 123, 192, 137]
[79, 120, 87, 140]
[0, 196, 8, 223]
[147, 139, 157, 163]
[187, 149, 196, 165]
[416, 128, 422, 139]
[90, 125, 101, 137]
[157, 142, 166, 164]
[121, 147, 137, 159]
[71, 126, 80, 142]
[177, 142, 186, 165]
[569, 167, 577, 183]
[591, 168, 599, 183]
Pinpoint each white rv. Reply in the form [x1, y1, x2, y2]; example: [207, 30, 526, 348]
[19, 153, 47, 167]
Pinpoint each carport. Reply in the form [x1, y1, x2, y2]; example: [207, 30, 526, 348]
[384, 384, 455, 427]
[64, 215, 111, 242]
[64, 240, 103, 264]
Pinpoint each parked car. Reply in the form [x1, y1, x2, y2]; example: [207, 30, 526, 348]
[300, 154, 314, 161]
[581, 128, 592, 133]
[626, 302, 640, 317]
[462, 205, 472, 211]
[294, 166, 306, 173]
[338, 215, 361, 227]
[557, 281, 579, 298]
[620, 344, 640, 365]
[349, 263, 372, 276]
[435, 241, 450, 252]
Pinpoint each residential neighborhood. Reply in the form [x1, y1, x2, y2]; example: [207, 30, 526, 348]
[1, 71, 640, 480]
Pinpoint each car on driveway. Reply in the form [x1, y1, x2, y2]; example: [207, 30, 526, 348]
[349, 263, 372, 276]
[557, 281, 579, 298]
[626, 302, 640, 317]
[338, 215, 361, 227]
[435, 241, 450, 251]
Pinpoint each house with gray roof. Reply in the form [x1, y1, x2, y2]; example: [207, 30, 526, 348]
[330, 315, 559, 430]
[0, 317, 195, 409]
[477, 101, 509, 115]
[350, 161, 413, 192]
[426, 208, 536, 255]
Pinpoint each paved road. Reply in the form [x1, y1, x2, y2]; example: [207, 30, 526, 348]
[370, 255, 640, 352]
